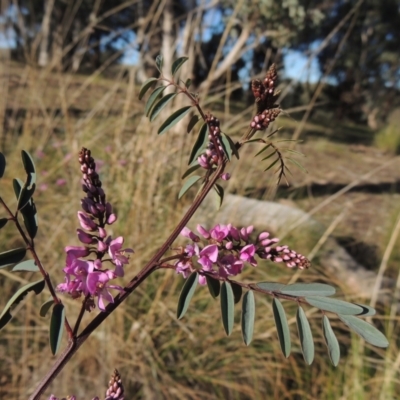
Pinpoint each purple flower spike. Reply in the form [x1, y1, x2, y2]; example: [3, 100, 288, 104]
[197, 224, 210, 239]
[180, 227, 200, 242]
[77, 211, 97, 231]
[77, 229, 95, 244]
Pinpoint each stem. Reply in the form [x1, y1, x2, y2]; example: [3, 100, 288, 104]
[29, 162, 225, 399]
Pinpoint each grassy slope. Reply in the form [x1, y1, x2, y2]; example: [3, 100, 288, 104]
[0, 61, 399, 399]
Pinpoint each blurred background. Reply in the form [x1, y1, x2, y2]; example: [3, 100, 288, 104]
[0, 0, 399, 399]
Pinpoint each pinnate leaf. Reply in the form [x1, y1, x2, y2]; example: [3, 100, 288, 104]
[0, 247, 26, 268]
[158, 106, 192, 135]
[171, 56, 188, 76]
[178, 175, 202, 199]
[149, 93, 177, 122]
[322, 315, 340, 366]
[50, 303, 65, 355]
[273, 298, 291, 358]
[220, 282, 235, 335]
[296, 306, 315, 365]
[0, 279, 45, 329]
[177, 272, 198, 319]
[338, 314, 389, 348]
[305, 296, 363, 315]
[139, 77, 157, 100]
[280, 283, 336, 297]
[241, 291, 255, 345]
[206, 275, 220, 298]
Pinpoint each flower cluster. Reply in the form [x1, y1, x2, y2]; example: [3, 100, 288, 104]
[198, 114, 225, 171]
[250, 63, 281, 131]
[57, 148, 133, 311]
[48, 369, 124, 400]
[175, 224, 310, 284]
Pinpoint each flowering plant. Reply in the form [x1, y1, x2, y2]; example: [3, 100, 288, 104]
[0, 56, 388, 399]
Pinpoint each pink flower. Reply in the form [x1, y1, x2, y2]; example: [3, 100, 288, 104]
[198, 244, 218, 269]
[180, 227, 200, 242]
[210, 224, 229, 242]
[108, 236, 134, 277]
[56, 178, 67, 186]
[196, 225, 210, 239]
[77, 229, 95, 244]
[87, 271, 122, 311]
[240, 244, 257, 266]
[77, 211, 97, 231]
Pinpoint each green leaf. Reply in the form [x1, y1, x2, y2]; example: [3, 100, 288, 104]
[241, 291, 255, 345]
[224, 133, 240, 159]
[273, 298, 291, 358]
[178, 175, 202, 199]
[149, 93, 177, 122]
[0, 218, 8, 229]
[256, 282, 285, 292]
[213, 184, 224, 209]
[0, 247, 26, 268]
[280, 283, 336, 297]
[139, 77, 158, 100]
[185, 78, 192, 89]
[220, 133, 232, 161]
[144, 86, 166, 116]
[177, 272, 198, 319]
[296, 306, 315, 365]
[264, 157, 279, 172]
[21, 150, 36, 174]
[354, 304, 376, 316]
[231, 281, 242, 304]
[13, 178, 23, 199]
[49, 303, 65, 355]
[158, 106, 192, 135]
[40, 298, 54, 317]
[21, 199, 38, 239]
[206, 275, 220, 298]
[188, 123, 208, 165]
[322, 315, 340, 366]
[187, 115, 199, 134]
[12, 260, 39, 272]
[287, 157, 308, 173]
[255, 143, 272, 157]
[305, 296, 364, 315]
[220, 282, 235, 336]
[0, 279, 45, 329]
[338, 314, 389, 348]
[155, 54, 163, 72]
[0, 152, 6, 177]
[181, 163, 201, 180]
[17, 184, 36, 211]
[171, 56, 188, 76]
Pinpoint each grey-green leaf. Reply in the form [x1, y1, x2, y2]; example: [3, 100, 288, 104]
[221, 281, 235, 336]
[0, 247, 26, 268]
[241, 291, 255, 345]
[40, 298, 54, 317]
[181, 163, 201, 180]
[256, 282, 286, 292]
[0, 279, 45, 329]
[21, 150, 36, 174]
[49, 303, 65, 355]
[177, 272, 198, 319]
[305, 296, 364, 315]
[0, 152, 6, 177]
[144, 86, 166, 116]
[171, 56, 188, 76]
[213, 184, 224, 210]
[155, 54, 163, 72]
[13, 178, 23, 200]
[296, 306, 315, 365]
[21, 199, 38, 239]
[187, 115, 199, 134]
[185, 78, 192, 89]
[149, 93, 177, 122]
[206, 275, 220, 298]
[223, 133, 239, 160]
[280, 283, 336, 297]
[264, 157, 279, 172]
[231, 281, 242, 304]
[17, 184, 36, 211]
[0, 218, 8, 229]
[188, 123, 208, 165]
[178, 175, 202, 199]
[139, 77, 158, 100]
[12, 259, 39, 272]
[273, 298, 291, 358]
[158, 106, 192, 135]
[220, 133, 232, 161]
[338, 314, 389, 348]
[322, 315, 340, 366]
[354, 304, 376, 316]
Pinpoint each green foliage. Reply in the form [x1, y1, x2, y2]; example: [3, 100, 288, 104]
[322, 315, 340, 367]
[273, 298, 291, 358]
[0, 247, 27, 268]
[177, 272, 198, 319]
[12, 260, 39, 272]
[178, 175, 202, 199]
[296, 306, 315, 365]
[188, 123, 208, 165]
[49, 303, 65, 355]
[220, 282, 235, 335]
[241, 291, 255, 346]
[158, 106, 192, 135]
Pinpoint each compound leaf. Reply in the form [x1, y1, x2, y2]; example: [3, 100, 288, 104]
[280, 283, 336, 297]
[305, 296, 364, 315]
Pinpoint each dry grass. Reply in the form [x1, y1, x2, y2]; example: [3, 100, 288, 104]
[0, 60, 399, 400]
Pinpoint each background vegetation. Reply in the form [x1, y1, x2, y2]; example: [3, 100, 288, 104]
[0, 0, 399, 399]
